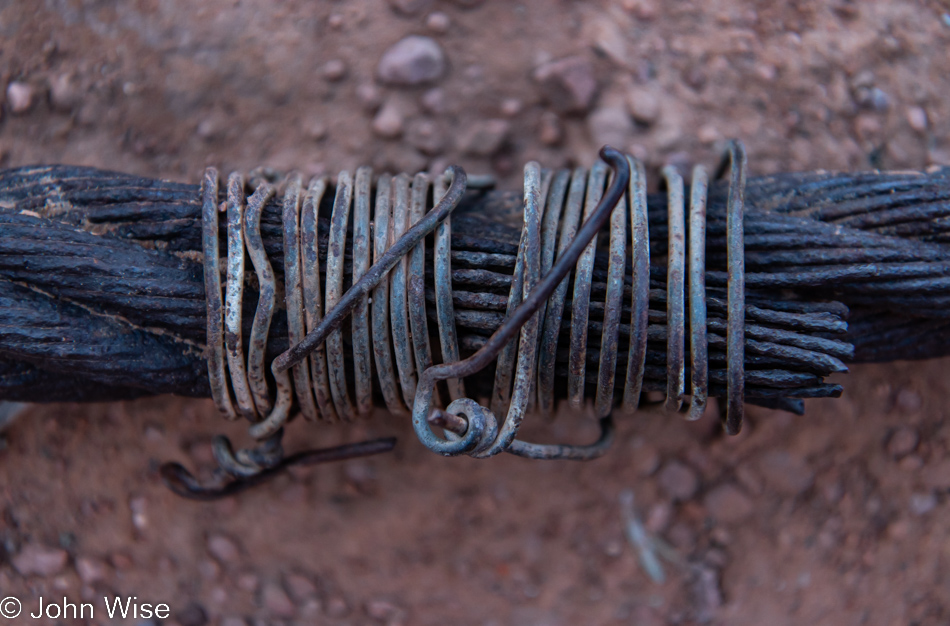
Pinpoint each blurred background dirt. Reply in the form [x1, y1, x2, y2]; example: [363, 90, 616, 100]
[2, 1, 950, 625]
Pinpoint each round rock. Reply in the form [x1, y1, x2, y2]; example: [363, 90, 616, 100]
[657, 460, 699, 502]
[377, 36, 446, 87]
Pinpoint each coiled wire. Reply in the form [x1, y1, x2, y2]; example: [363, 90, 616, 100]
[182, 142, 747, 496]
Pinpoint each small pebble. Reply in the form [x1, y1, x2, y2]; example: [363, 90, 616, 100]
[49, 73, 80, 111]
[406, 118, 445, 155]
[657, 460, 699, 501]
[909, 491, 937, 516]
[327, 13, 344, 29]
[645, 501, 672, 533]
[198, 558, 221, 582]
[12, 543, 69, 577]
[886, 426, 919, 459]
[220, 617, 249, 626]
[533, 56, 597, 114]
[538, 111, 563, 146]
[899, 454, 924, 472]
[758, 450, 814, 496]
[237, 571, 260, 593]
[284, 572, 318, 602]
[110, 552, 133, 570]
[907, 106, 928, 132]
[325, 595, 350, 618]
[322, 59, 347, 82]
[6, 81, 35, 114]
[420, 87, 445, 114]
[500, 98, 522, 117]
[261, 582, 295, 618]
[76, 556, 109, 584]
[426, 11, 451, 33]
[457, 119, 510, 157]
[207, 533, 241, 563]
[387, 0, 433, 15]
[895, 387, 922, 413]
[704, 483, 754, 524]
[372, 99, 405, 139]
[377, 36, 446, 87]
[129, 495, 148, 531]
[365, 598, 406, 623]
[357, 83, 383, 113]
[627, 89, 660, 124]
[306, 119, 328, 141]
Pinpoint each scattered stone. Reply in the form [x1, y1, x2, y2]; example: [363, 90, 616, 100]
[758, 450, 814, 496]
[322, 59, 347, 82]
[221, 617, 249, 626]
[306, 119, 328, 141]
[261, 582, 295, 618]
[420, 87, 445, 114]
[501, 97, 522, 117]
[365, 598, 407, 624]
[6, 81, 35, 114]
[627, 90, 660, 124]
[704, 483, 754, 524]
[657, 460, 699, 501]
[886, 426, 919, 459]
[698, 123, 722, 145]
[377, 36, 446, 87]
[177, 602, 209, 626]
[325, 594, 350, 618]
[198, 558, 221, 581]
[356, 82, 383, 113]
[110, 552, 133, 570]
[387, 0, 433, 15]
[207, 533, 241, 564]
[895, 387, 922, 413]
[12, 543, 69, 577]
[327, 13, 344, 29]
[921, 458, 950, 490]
[284, 572, 318, 602]
[299, 598, 322, 619]
[587, 103, 634, 149]
[49, 73, 80, 112]
[645, 501, 672, 533]
[533, 56, 597, 114]
[406, 118, 445, 155]
[426, 11, 451, 33]
[538, 111, 563, 146]
[907, 106, 928, 132]
[457, 119, 510, 157]
[909, 491, 937, 516]
[899, 454, 924, 472]
[75, 556, 110, 584]
[237, 572, 260, 593]
[129, 495, 148, 531]
[372, 99, 405, 139]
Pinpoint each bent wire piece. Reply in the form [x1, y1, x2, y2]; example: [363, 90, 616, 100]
[411, 146, 630, 460]
[160, 165, 470, 498]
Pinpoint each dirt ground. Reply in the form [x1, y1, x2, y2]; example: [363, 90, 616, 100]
[2, 1, 950, 625]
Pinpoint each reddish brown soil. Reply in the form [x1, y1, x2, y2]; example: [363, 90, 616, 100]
[1, 1, 950, 625]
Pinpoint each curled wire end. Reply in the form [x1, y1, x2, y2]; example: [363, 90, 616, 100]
[159, 436, 397, 501]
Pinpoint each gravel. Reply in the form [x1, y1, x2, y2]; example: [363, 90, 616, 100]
[704, 483, 754, 524]
[6, 81, 35, 114]
[377, 36, 446, 87]
[12, 543, 69, 577]
[532, 56, 597, 114]
[657, 460, 700, 502]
